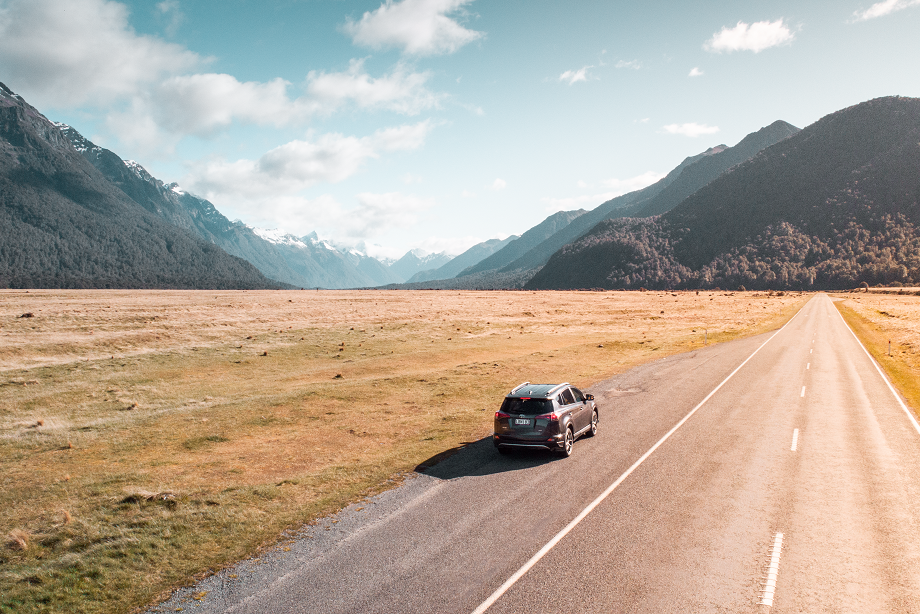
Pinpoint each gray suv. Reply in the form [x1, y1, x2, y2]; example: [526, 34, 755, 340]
[493, 382, 598, 457]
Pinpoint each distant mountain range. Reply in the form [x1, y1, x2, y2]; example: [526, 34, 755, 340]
[394, 118, 801, 290]
[3, 81, 916, 291]
[528, 96, 920, 290]
[0, 82, 464, 289]
[407, 236, 518, 283]
[55, 119, 443, 288]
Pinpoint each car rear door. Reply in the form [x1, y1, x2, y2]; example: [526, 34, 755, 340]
[569, 387, 588, 432]
[558, 388, 579, 431]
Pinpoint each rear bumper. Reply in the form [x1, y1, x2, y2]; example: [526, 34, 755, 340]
[494, 433, 564, 451]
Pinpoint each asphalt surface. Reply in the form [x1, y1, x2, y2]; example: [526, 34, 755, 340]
[150, 294, 920, 613]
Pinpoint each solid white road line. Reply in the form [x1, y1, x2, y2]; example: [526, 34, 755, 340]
[759, 532, 785, 607]
[801, 386, 806, 397]
[469, 306, 806, 614]
[834, 301, 920, 436]
[791, 429, 799, 452]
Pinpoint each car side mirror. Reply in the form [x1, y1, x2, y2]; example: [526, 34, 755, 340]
[585, 394, 594, 401]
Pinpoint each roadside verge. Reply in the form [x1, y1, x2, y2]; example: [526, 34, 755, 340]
[835, 297, 920, 419]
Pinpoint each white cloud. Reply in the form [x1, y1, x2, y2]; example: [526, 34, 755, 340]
[156, 0, 184, 37]
[185, 121, 433, 199]
[305, 59, 442, 115]
[576, 180, 588, 189]
[154, 74, 305, 135]
[661, 123, 720, 137]
[344, 0, 483, 56]
[0, 0, 200, 108]
[130, 62, 441, 147]
[853, 0, 920, 20]
[705, 19, 794, 53]
[689, 67, 704, 77]
[559, 66, 591, 85]
[489, 178, 507, 190]
[601, 171, 666, 194]
[341, 192, 434, 238]
[373, 121, 434, 151]
[402, 172, 423, 184]
[0, 0, 444, 155]
[460, 190, 477, 198]
[615, 60, 641, 70]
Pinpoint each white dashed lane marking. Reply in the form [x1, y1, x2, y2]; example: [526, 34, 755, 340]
[759, 532, 785, 607]
[801, 386, 806, 398]
[791, 429, 799, 452]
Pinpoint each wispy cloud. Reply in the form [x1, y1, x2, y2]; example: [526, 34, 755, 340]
[852, 0, 920, 20]
[615, 60, 641, 70]
[185, 121, 433, 199]
[661, 123, 720, 137]
[305, 59, 442, 115]
[688, 67, 704, 77]
[156, 0, 184, 37]
[0, 0, 448, 158]
[0, 0, 200, 108]
[102, 63, 442, 155]
[344, 0, 483, 56]
[705, 19, 794, 53]
[559, 66, 591, 85]
[489, 178, 507, 190]
[341, 192, 434, 238]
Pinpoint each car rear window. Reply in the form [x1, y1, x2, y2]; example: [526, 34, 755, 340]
[501, 398, 554, 416]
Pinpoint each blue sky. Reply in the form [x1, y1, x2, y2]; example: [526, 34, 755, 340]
[2, 0, 919, 259]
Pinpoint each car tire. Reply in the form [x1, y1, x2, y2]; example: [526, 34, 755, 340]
[559, 427, 574, 457]
[587, 410, 598, 437]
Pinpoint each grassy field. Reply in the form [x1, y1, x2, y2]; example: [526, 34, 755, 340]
[835, 291, 920, 418]
[0, 288, 806, 614]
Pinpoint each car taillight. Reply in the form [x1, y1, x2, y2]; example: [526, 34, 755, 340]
[495, 411, 510, 419]
[535, 413, 558, 421]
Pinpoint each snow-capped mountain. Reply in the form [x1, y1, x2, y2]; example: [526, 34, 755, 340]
[52, 124, 400, 288]
[47, 118, 497, 289]
[389, 249, 454, 282]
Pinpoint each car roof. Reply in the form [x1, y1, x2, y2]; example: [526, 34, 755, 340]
[507, 383, 569, 398]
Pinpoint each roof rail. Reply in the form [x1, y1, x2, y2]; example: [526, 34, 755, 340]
[510, 381, 530, 394]
[547, 382, 570, 395]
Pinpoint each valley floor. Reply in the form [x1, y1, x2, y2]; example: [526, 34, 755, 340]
[1, 289, 809, 613]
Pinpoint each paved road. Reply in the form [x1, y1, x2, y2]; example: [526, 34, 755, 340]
[151, 294, 920, 613]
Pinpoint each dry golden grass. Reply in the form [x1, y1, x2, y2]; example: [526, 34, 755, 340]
[0, 288, 805, 614]
[835, 291, 920, 418]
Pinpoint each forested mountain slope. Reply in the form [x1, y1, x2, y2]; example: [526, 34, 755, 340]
[528, 96, 920, 290]
[0, 82, 279, 289]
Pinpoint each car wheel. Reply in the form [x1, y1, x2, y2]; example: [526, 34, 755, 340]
[559, 427, 574, 457]
[587, 410, 598, 437]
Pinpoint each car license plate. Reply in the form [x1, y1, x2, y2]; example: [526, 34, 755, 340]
[514, 418, 530, 426]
